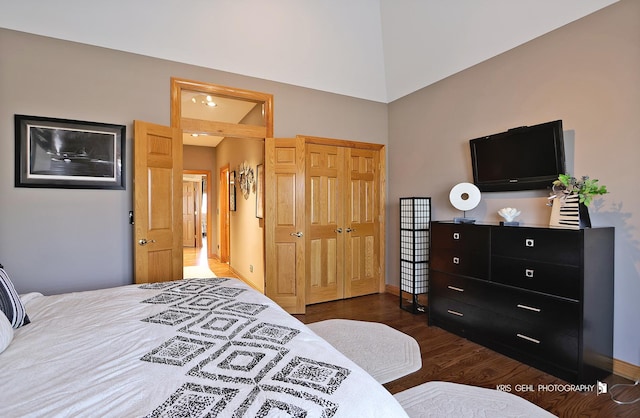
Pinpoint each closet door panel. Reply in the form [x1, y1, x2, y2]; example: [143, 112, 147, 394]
[306, 144, 345, 304]
[345, 148, 380, 298]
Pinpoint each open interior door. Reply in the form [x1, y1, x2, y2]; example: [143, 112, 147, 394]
[133, 120, 183, 283]
[264, 137, 306, 313]
[182, 181, 196, 247]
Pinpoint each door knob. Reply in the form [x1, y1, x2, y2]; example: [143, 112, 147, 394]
[138, 239, 156, 246]
[335, 228, 343, 233]
[345, 228, 356, 233]
[289, 232, 303, 237]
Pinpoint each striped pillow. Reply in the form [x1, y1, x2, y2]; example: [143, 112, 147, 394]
[0, 311, 13, 353]
[0, 267, 30, 328]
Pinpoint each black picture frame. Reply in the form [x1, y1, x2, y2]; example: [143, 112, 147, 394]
[15, 114, 126, 189]
[229, 170, 236, 211]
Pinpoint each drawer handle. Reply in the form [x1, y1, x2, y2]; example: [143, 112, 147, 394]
[525, 269, 534, 278]
[453, 257, 460, 265]
[453, 232, 460, 240]
[517, 304, 541, 313]
[447, 309, 464, 317]
[517, 333, 541, 344]
[525, 238, 535, 247]
[447, 285, 464, 292]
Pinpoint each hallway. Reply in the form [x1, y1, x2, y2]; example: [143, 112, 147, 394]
[183, 240, 240, 279]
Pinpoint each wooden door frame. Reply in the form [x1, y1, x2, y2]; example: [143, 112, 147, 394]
[183, 169, 212, 255]
[219, 165, 230, 263]
[170, 77, 274, 280]
[170, 77, 273, 139]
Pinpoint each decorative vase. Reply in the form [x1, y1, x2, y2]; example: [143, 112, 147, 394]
[578, 202, 591, 229]
[549, 194, 591, 229]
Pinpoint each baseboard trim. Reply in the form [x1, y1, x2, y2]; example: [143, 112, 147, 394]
[228, 266, 262, 292]
[386, 284, 400, 296]
[384, 284, 639, 381]
[614, 358, 640, 381]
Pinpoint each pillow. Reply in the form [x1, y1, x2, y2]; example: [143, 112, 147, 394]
[0, 267, 30, 328]
[0, 311, 13, 353]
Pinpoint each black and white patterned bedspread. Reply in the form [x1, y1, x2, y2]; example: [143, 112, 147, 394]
[1, 278, 408, 417]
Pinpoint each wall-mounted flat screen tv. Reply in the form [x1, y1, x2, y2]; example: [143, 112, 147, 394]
[469, 120, 566, 192]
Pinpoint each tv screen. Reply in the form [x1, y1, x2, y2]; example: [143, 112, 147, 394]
[470, 120, 566, 192]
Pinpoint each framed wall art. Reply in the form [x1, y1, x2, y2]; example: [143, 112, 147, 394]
[15, 114, 126, 189]
[229, 170, 236, 211]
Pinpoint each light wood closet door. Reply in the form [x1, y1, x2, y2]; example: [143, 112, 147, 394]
[305, 144, 381, 304]
[265, 136, 385, 310]
[306, 144, 345, 304]
[344, 148, 380, 298]
[264, 138, 306, 314]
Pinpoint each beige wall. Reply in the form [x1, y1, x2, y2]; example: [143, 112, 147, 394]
[0, 28, 387, 296]
[216, 138, 265, 291]
[185, 140, 265, 291]
[387, 0, 640, 366]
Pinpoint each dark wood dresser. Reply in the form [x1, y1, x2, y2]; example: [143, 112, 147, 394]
[429, 221, 614, 383]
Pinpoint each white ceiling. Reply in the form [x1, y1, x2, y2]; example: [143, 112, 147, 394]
[0, 0, 618, 103]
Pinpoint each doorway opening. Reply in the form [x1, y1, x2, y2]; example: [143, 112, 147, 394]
[182, 170, 211, 252]
[171, 77, 273, 288]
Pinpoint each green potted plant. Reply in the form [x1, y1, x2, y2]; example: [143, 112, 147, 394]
[551, 174, 608, 206]
[548, 174, 608, 229]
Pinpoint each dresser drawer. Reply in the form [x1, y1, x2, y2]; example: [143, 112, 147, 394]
[430, 271, 490, 305]
[489, 286, 580, 336]
[431, 223, 489, 278]
[495, 319, 579, 371]
[431, 222, 490, 250]
[429, 297, 496, 337]
[492, 256, 580, 300]
[491, 227, 581, 265]
[431, 249, 489, 279]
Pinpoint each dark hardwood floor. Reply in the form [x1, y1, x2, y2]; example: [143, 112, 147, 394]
[294, 293, 640, 418]
[185, 246, 639, 417]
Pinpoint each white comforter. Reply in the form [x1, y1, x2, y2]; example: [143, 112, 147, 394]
[0, 278, 408, 417]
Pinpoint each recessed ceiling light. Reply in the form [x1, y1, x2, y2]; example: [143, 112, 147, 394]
[190, 94, 217, 107]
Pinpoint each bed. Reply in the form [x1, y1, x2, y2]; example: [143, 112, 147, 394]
[0, 274, 409, 417]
